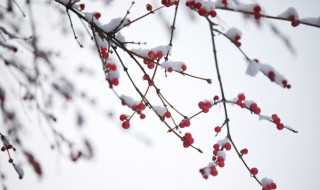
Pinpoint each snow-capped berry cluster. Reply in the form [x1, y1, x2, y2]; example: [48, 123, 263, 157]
[104, 60, 120, 87]
[143, 50, 163, 69]
[1, 135, 14, 152]
[279, 7, 300, 27]
[199, 162, 218, 179]
[179, 119, 191, 128]
[161, 61, 187, 72]
[233, 93, 261, 115]
[200, 138, 231, 179]
[185, 1, 217, 18]
[119, 95, 147, 127]
[271, 114, 284, 130]
[246, 59, 291, 89]
[225, 27, 242, 47]
[261, 177, 277, 190]
[182, 132, 194, 148]
[153, 105, 171, 120]
[198, 100, 213, 113]
[161, 0, 179, 7]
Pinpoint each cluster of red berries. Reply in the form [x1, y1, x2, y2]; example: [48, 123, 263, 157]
[100, 46, 108, 59]
[105, 63, 117, 71]
[271, 114, 284, 130]
[253, 5, 262, 19]
[198, 100, 212, 113]
[142, 74, 153, 86]
[235, 93, 261, 115]
[232, 34, 241, 47]
[267, 71, 291, 89]
[143, 51, 163, 69]
[262, 182, 277, 190]
[1, 144, 13, 152]
[179, 119, 191, 128]
[182, 132, 194, 148]
[199, 165, 218, 179]
[185, 1, 217, 17]
[288, 15, 300, 27]
[161, 0, 179, 7]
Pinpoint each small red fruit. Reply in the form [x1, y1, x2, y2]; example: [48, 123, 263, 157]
[119, 114, 127, 121]
[122, 121, 130, 129]
[241, 148, 248, 155]
[214, 126, 221, 133]
[250, 167, 258, 175]
[79, 3, 85, 10]
[94, 12, 101, 20]
[146, 4, 152, 11]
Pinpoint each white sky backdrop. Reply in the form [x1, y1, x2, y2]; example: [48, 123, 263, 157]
[2, 0, 320, 190]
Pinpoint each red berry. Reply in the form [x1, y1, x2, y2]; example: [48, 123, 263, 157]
[181, 64, 187, 71]
[253, 5, 261, 13]
[269, 183, 277, 189]
[140, 114, 146, 119]
[291, 20, 300, 27]
[213, 144, 220, 150]
[79, 3, 85, 10]
[164, 111, 171, 118]
[250, 167, 258, 175]
[224, 142, 231, 150]
[167, 67, 173, 72]
[238, 93, 245, 101]
[213, 95, 219, 101]
[204, 101, 212, 108]
[254, 12, 261, 20]
[250, 103, 257, 110]
[198, 101, 205, 108]
[138, 103, 146, 111]
[253, 107, 261, 115]
[235, 35, 241, 41]
[282, 80, 288, 87]
[8, 158, 13, 163]
[277, 123, 284, 130]
[122, 121, 130, 129]
[218, 161, 225, 168]
[143, 74, 149, 80]
[213, 149, 218, 156]
[184, 119, 191, 127]
[148, 63, 155, 69]
[268, 71, 275, 80]
[241, 148, 248, 155]
[198, 8, 207, 16]
[202, 107, 209, 113]
[186, 1, 192, 7]
[12, 47, 18, 52]
[222, 0, 228, 6]
[235, 41, 241, 47]
[119, 114, 127, 121]
[1, 147, 5, 151]
[156, 51, 163, 59]
[148, 51, 155, 59]
[210, 167, 218, 176]
[143, 58, 149, 65]
[112, 78, 119, 86]
[94, 12, 101, 20]
[209, 10, 217, 17]
[214, 126, 221, 133]
[146, 4, 152, 11]
[194, 2, 202, 10]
